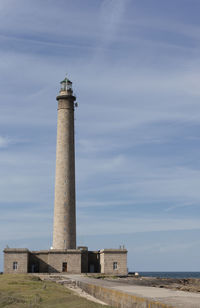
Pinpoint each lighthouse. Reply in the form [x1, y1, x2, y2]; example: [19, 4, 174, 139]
[3, 76, 127, 275]
[52, 76, 76, 250]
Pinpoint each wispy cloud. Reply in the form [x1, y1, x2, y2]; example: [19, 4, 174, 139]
[92, 0, 130, 60]
[77, 216, 200, 236]
[1, 0, 200, 271]
[100, 0, 130, 42]
[0, 136, 10, 148]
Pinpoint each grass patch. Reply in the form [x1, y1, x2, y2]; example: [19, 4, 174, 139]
[0, 274, 110, 307]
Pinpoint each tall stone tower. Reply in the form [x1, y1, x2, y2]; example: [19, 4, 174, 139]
[3, 76, 128, 275]
[52, 76, 76, 250]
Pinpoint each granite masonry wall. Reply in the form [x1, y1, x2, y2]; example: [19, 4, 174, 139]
[48, 250, 81, 273]
[76, 280, 171, 308]
[4, 249, 29, 274]
[4, 248, 127, 275]
[100, 249, 128, 275]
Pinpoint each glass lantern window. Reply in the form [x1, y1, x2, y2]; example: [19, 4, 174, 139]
[67, 82, 72, 90]
[61, 82, 66, 91]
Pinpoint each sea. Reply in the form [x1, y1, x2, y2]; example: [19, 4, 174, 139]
[138, 272, 200, 279]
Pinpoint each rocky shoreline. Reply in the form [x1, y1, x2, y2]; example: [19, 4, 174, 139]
[103, 276, 200, 293]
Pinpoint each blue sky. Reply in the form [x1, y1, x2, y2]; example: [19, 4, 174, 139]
[1, 0, 200, 271]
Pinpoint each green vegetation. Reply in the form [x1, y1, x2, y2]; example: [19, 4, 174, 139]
[0, 274, 110, 308]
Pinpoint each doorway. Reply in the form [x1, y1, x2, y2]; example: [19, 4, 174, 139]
[62, 262, 67, 272]
[31, 263, 39, 273]
[89, 264, 95, 273]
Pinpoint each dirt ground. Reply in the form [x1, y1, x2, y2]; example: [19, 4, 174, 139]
[103, 275, 200, 293]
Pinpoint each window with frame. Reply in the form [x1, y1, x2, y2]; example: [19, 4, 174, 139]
[13, 261, 18, 270]
[113, 262, 118, 270]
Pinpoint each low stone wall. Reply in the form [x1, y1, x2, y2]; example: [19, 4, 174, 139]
[76, 280, 173, 308]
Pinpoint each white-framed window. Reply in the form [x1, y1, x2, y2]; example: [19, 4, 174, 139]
[113, 262, 118, 270]
[13, 261, 18, 270]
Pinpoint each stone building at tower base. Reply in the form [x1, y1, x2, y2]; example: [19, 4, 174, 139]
[4, 247, 127, 275]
